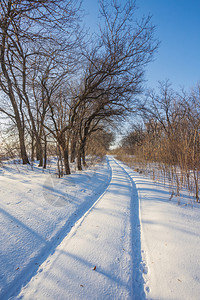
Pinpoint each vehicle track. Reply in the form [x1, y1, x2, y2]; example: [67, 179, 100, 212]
[112, 157, 146, 299]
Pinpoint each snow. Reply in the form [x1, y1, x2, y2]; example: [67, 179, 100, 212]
[120, 161, 200, 300]
[0, 156, 200, 299]
[17, 158, 139, 300]
[0, 158, 110, 299]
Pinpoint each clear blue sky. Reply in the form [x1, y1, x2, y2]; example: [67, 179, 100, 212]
[83, 0, 200, 91]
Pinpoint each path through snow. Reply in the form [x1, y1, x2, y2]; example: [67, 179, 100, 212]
[17, 157, 145, 300]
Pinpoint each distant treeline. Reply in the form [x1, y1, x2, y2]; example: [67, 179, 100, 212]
[117, 81, 200, 202]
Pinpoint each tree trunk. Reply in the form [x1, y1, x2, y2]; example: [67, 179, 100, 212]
[70, 137, 77, 163]
[35, 136, 43, 166]
[58, 136, 71, 175]
[57, 145, 64, 178]
[43, 134, 47, 169]
[31, 132, 35, 161]
[38, 144, 43, 167]
[81, 142, 86, 166]
[19, 127, 29, 164]
[77, 145, 82, 171]
[193, 170, 199, 202]
[63, 147, 71, 175]
[0, 26, 29, 164]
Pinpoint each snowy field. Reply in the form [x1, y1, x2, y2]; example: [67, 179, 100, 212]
[120, 161, 200, 300]
[0, 156, 199, 299]
[0, 158, 110, 299]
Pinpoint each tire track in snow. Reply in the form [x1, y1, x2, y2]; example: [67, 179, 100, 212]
[112, 158, 147, 299]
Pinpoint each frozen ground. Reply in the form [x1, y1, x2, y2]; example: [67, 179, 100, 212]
[0, 156, 200, 299]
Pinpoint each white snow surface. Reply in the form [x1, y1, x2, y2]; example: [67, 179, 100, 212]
[0, 156, 200, 299]
[0, 158, 110, 299]
[120, 161, 200, 300]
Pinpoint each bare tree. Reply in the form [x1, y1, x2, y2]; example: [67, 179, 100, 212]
[0, 0, 82, 164]
[68, 0, 158, 169]
[0, 0, 158, 172]
[121, 82, 200, 203]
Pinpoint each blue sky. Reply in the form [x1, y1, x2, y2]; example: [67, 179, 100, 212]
[83, 0, 200, 91]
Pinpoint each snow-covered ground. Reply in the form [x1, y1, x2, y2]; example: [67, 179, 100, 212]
[0, 156, 200, 299]
[0, 158, 110, 299]
[120, 161, 200, 300]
